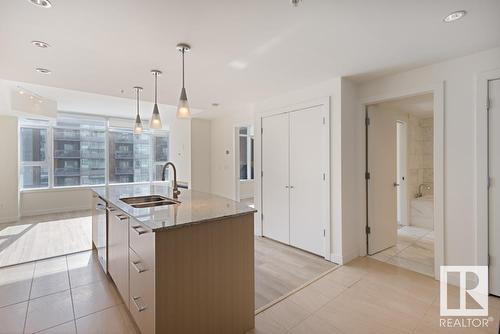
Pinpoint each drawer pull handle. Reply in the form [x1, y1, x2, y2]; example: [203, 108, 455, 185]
[131, 260, 146, 273]
[131, 225, 147, 235]
[117, 215, 129, 221]
[132, 296, 147, 312]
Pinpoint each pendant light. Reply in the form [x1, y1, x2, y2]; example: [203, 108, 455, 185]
[176, 43, 191, 119]
[133, 86, 143, 134]
[150, 69, 163, 129]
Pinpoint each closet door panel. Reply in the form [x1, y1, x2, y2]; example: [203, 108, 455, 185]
[262, 113, 290, 244]
[289, 106, 326, 256]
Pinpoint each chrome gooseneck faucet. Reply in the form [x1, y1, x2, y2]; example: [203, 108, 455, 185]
[161, 162, 181, 199]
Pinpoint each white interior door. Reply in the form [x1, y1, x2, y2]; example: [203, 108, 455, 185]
[289, 106, 326, 256]
[396, 121, 408, 226]
[262, 113, 290, 244]
[367, 106, 398, 255]
[489, 78, 500, 296]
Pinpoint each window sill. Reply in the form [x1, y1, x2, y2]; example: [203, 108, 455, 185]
[20, 185, 99, 194]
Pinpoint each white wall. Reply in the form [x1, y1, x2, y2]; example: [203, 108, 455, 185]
[21, 188, 92, 216]
[357, 47, 500, 266]
[166, 113, 192, 186]
[0, 116, 19, 223]
[191, 119, 211, 192]
[339, 78, 363, 263]
[210, 110, 254, 200]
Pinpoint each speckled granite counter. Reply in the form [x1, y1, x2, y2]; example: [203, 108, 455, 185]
[92, 183, 256, 232]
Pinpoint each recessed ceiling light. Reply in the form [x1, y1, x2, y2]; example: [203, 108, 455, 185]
[28, 0, 52, 8]
[443, 10, 466, 23]
[35, 67, 51, 74]
[31, 40, 50, 48]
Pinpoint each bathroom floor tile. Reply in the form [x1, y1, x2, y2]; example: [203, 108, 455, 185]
[369, 225, 434, 276]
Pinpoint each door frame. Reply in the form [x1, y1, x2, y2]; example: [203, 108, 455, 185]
[361, 82, 445, 280]
[475, 69, 500, 281]
[396, 120, 408, 227]
[233, 123, 255, 202]
[257, 97, 331, 260]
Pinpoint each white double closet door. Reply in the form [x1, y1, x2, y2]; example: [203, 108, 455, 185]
[262, 105, 327, 256]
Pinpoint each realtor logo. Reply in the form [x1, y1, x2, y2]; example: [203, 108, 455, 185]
[440, 266, 489, 317]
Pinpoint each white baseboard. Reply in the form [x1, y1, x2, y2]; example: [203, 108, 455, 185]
[21, 205, 91, 217]
[0, 215, 20, 224]
[331, 248, 360, 266]
[330, 253, 343, 265]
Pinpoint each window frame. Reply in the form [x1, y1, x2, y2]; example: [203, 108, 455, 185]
[19, 124, 52, 190]
[19, 115, 170, 191]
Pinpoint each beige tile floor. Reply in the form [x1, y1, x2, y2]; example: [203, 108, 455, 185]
[249, 257, 500, 334]
[0, 250, 137, 334]
[369, 225, 435, 277]
[0, 211, 92, 268]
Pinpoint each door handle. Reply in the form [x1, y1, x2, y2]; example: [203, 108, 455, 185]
[393, 182, 400, 187]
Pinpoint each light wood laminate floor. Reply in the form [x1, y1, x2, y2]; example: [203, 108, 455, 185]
[0, 211, 92, 268]
[255, 237, 336, 309]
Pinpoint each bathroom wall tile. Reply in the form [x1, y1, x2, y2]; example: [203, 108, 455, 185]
[422, 155, 433, 169]
[422, 141, 433, 156]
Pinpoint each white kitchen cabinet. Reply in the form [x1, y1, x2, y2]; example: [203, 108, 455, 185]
[107, 206, 129, 307]
[262, 104, 329, 256]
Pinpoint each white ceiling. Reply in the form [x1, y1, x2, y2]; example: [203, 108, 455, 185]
[1, 0, 499, 119]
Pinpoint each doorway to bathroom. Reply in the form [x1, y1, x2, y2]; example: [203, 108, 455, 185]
[366, 93, 436, 277]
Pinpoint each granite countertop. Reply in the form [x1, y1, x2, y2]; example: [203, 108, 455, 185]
[92, 183, 256, 232]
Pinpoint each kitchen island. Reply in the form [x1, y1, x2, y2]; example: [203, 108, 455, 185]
[91, 184, 256, 334]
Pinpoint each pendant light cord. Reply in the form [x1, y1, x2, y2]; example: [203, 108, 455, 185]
[182, 49, 185, 89]
[154, 72, 158, 104]
[136, 88, 140, 116]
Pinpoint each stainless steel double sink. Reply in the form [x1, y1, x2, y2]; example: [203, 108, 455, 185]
[120, 195, 180, 208]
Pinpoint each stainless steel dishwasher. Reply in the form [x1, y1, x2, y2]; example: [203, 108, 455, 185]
[92, 195, 108, 273]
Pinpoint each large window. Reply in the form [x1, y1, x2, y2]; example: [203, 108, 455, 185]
[19, 115, 170, 190]
[108, 130, 153, 184]
[153, 135, 169, 181]
[53, 116, 106, 187]
[239, 126, 254, 180]
[20, 120, 49, 189]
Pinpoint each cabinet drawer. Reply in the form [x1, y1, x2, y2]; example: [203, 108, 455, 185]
[129, 220, 155, 267]
[129, 248, 155, 334]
